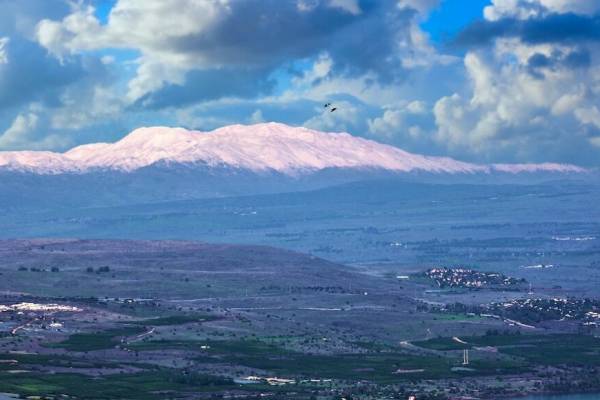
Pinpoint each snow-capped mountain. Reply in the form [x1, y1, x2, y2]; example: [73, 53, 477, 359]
[0, 123, 585, 175]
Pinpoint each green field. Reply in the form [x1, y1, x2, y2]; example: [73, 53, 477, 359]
[128, 338, 525, 383]
[47, 326, 146, 352]
[0, 353, 119, 370]
[414, 334, 600, 366]
[126, 314, 219, 326]
[0, 370, 236, 400]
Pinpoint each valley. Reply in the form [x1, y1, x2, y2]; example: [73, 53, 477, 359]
[2, 0, 599, 396]
[0, 210, 599, 399]
[0, 127, 599, 399]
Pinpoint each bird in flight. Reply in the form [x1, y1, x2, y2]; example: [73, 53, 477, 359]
[324, 103, 337, 112]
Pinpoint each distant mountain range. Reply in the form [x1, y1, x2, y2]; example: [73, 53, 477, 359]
[0, 122, 586, 175]
[0, 123, 592, 209]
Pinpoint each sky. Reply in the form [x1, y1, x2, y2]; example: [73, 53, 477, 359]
[0, 0, 600, 166]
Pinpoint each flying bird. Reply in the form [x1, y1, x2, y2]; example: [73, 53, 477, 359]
[324, 103, 331, 108]
[330, 107, 337, 112]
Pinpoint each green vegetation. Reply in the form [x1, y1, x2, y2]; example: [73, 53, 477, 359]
[414, 333, 600, 366]
[129, 338, 524, 383]
[430, 312, 483, 321]
[498, 334, 600, 365]
[47, 326, 146, 352]
[126, 314, 219, 326]
[413, 337, 471, 351]
[0, 353, 119, 370]
[0, 370, 235, 400]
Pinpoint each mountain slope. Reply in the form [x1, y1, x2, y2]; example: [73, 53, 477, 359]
[0, 122, 585, 175]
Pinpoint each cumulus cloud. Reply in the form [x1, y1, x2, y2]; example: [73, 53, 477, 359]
[0, 110, 70, 150]
[368, 101, 430, 139]
[433, 36, 600, 162]
[0, 112, 38, 148]
[34, 0, 451, 104]
[0, 0, 598, 166]
[0, 37, 90, 110]
[3, 0, 457, 152]
[420, 0, 600, 164]
[303, 100, 363, 132]
[0, 2, 128, 151]
[483, 0, 600, 21]
[455, 12, 600, 47]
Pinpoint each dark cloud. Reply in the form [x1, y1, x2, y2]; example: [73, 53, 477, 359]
[137, 0, 414, 109]
[0, 38, 88, 110]
[136, 68, 276, 109]
[171, 0, 366, 67]
[526, 48, 591, 78]
[454, 13, 600, 47]
[563, 49, 591, 68]
[327, 5, 415, 83]
[0, 1, 112, 113]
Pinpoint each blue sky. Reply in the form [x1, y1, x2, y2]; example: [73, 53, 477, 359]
[421, 0, 491, 44]
[94, 0, 117, 24]
[0, 0, 599, 166]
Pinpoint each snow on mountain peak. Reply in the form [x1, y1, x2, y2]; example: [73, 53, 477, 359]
[0, 123, 587, 175]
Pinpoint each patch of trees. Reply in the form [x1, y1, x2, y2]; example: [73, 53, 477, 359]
[16, 266, 60, 272]
[86, 266, 111, 274]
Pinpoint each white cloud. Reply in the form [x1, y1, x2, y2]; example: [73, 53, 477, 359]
[303, 101, 360, 132]
[35, 5, 103, 60]
[35, 0, 231, 100]
[249, 109, 265, 124]
[50, 85, 124, 131]
[34, 0, 454, 105]
[0, 112, 39, 148]
[406, 100, 427, 114]
[0, 37, 9, 64]
[36, 0, 229, 59]
[368, 108, 404, 137]
[328, 0, 361, 15]
[0, 110, 73, 151]
[397, 0, 441, 15]
[551, 88, 585, 116]
[433, 93, 472, 148]
[3, 0, 595, 165]
[575, 106, 600, 130]
[483, 0, 600, 21]
[174, 108, 235, 131]
[432, 34, 600, 161]
[282, 55, 403, 107]
[297, 0, 319, 12]
[539, 0, 600, 15]
[399, 23, 459, 69]
[126, 58, 187, 104]
[368, 100, 429, 138]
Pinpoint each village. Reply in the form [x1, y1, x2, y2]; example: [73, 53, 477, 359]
[422, 268, 526, 290]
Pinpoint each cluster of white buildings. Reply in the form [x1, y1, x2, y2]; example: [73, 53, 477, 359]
[0, 302, 82, 313]
[426, 268, 519, 288]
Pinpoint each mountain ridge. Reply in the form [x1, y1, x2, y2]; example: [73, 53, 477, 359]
[0, 122, 586, 175]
